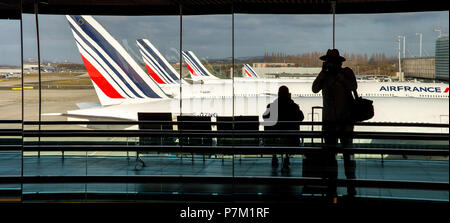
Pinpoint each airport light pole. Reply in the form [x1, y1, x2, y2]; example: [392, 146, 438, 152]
[402, 36, 406, 58]
[331, 1, 336, 49]
[397, 36, 402, 80]
[416, 33, 423, 57]
[434, 27, 442, 38]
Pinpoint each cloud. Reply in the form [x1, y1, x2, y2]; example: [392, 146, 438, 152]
[0, 11, 448, 66]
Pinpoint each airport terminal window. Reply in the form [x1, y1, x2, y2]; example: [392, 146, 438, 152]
[38, 14, 181, 123]
[335, 11, 449, 132]
[0, 3, 448, 202]
[234, 14, 331, 119]
[0, 18, 21, 122]
[182, 14, 233, 116]
[0, 17, 22, 183]
[181, 13, 234, 178]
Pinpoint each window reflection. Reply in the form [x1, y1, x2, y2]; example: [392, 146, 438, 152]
[0, 7, 447, 201]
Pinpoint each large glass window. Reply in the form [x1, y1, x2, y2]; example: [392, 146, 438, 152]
[0, 18, 21, 121]
[0, 2, 448, 201]
[0, 17, 22, 195]
[181, 13, 234, 181]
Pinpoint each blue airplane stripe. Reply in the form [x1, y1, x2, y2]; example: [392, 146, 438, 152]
[182, 51, 203, 76]
[245, 64, 258, 77]
[137, 39, 178, 81]
[69, 23, 141, 98]
[142, 54, 174, 84]
[137, 39, 180, 82]
[246, 64, 257, 77]
[182, 51, 207, 77]
[186, 52, 210, 77]
[140, 46, 176, 84]
[74, 38, 133, 98]
[139, 40, 180, 83]
[74, 16, 161, 98]
[139, 45, 173, 83]
[71, 15, 161, 98]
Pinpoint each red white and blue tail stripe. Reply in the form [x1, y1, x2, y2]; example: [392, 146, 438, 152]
[136, 39, 181, 85]
[243, 64, 259, 78]
[182, 51, 218, 79]
[66, 15, 167, 106]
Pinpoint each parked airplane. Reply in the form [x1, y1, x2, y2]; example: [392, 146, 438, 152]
[63, 15, 448, 135]
[138, 39, 449, 99]
[182, 50, 315, 83]
[244, 64, 259, 78]
[180, 50, 449, 98]
[137, 38, 183, 85]
[182, 50, 219, 81]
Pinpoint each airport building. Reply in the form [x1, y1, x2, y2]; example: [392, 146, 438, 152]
[242, 63, 321, 78]
[252, 62, 296, 68]
[243, 67, 321, 78]
[402, 57, 435, 79]
[435, 36, 449, 81]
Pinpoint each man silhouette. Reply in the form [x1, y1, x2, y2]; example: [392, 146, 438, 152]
[263, 86, 304, 171]
[312, 49, 357, 198]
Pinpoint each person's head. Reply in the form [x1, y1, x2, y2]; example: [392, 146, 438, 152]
[320, 49, 345, 73]
[278, 85, 291, 99]
[326, 59, 343, 73]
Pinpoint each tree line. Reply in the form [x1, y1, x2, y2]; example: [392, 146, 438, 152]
[263, 51, 398, 76]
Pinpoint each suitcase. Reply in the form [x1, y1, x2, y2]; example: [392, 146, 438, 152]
[302, 153, 337, 195]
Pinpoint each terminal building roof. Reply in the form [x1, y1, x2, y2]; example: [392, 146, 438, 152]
[1, 0, 449, 19]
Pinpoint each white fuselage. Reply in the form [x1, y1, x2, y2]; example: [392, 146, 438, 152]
[160, 80, 449, 99]
[67, 95, 449, 133]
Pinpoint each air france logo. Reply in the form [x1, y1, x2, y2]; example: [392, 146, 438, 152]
[380, 86, 449, 93]
[77, 18, 85, 26]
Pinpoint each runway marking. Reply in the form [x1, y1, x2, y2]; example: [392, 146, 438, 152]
[0, 198, 21, 202]
[11, 86, 33, 90]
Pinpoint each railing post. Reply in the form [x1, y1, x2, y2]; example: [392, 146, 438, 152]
[311, 106, 323, 145]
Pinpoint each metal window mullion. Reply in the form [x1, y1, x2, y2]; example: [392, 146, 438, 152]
[34, 1, 41, 158]
[20, 0, 24, 203]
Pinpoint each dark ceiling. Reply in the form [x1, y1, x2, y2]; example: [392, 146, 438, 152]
[1, 0, 449, 19]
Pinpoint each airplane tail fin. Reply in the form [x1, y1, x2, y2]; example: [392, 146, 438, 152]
[244, 64, 259, 78]
[66, 15, 168, 106]
[137, 38, 182, 85]
[182, 50, 218, 80]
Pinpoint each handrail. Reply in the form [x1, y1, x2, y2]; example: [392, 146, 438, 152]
[16, 145, 449, 156]
[0, 120, 447, 198]
[0, 120, 22, 124]
[0, 175, 447, 191]
[17, 120, 449, 128]
[18, 129, 449, 140]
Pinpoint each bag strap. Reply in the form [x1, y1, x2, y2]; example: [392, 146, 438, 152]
[334, 74, 358, 100]
[353, 89, 359, 99]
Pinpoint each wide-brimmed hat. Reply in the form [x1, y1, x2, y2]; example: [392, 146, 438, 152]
[319, 49, 346, 62]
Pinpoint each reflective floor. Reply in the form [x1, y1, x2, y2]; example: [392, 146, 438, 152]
[0, 152, 448, 201]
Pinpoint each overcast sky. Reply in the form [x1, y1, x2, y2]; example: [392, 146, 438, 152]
[0, 11, 448, 66]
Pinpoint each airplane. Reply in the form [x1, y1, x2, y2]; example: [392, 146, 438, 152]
[63, 15, 448, 136]
[138, 39, 449, 99]
[244, 64, 259, 78]
[182, 50, 318, 83]
[137, 38, 283, 97]
[180, 50, 449, 97]
[137, 38, 184, 85]
[181, 50, 219, 81]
